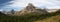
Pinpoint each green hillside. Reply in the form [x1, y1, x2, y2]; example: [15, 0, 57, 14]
[0, 9, 60, 22]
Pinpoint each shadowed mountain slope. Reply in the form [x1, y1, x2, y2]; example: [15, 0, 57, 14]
[0, 12, 6, 16]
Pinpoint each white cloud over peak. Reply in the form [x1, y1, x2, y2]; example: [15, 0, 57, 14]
[8, 0, 60, 7]
[1, 0, 60, 11]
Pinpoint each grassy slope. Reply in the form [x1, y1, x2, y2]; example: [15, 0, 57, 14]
[35, 15, 60, 22]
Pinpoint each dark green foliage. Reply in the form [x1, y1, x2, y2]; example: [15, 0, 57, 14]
[0, 12, 6, 16]
[59, 19, 60, 22]
[0, 9, 60, 22]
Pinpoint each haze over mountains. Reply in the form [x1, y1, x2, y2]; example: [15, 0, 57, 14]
[0, 3, 59, 15]
[0, 0, 60, 22]
[0, 0, 60, 11]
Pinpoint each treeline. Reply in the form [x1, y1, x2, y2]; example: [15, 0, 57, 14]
[0, 9, 60, 22]
[0, 12, 7, 16]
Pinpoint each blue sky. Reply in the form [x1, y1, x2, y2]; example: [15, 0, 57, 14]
[0, 0, 60, 11]
[0, 0, 12, 8]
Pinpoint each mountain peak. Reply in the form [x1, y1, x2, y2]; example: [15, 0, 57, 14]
[28, 3, 33, 6]
[25, 3, 36, 11]
[15, 3, 48, 15]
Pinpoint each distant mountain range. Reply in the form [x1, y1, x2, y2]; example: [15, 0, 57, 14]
[0, 3, 60, 16]
[15, 3, 48, 15]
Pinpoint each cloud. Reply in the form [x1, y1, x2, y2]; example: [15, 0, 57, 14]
[0, 0, 12, 4]
[8, 0, 30, 7]
[8, 0, 60, 7]
[0, 0, 13, 9]
[1, 0, 60, 11]
[47, 6, 60, 9]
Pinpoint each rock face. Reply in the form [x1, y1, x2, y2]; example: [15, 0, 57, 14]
[23, 3, 37, 12]
[16, 3, 47, 15]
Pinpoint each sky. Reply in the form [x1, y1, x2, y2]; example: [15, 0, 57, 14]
[0, 0, 60, 11]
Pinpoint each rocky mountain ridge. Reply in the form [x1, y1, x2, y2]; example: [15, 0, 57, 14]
[15, 3, 48, 16]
